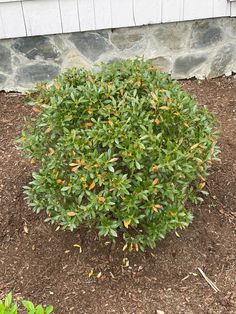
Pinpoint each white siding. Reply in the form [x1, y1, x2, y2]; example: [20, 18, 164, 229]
[0, 0, 234, 39]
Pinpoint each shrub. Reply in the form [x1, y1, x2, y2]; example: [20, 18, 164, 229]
[0, 292, 53, 314]
[19, 59, 219, 250]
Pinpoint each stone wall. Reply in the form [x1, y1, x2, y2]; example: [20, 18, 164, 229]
[1, 17, 236, 91]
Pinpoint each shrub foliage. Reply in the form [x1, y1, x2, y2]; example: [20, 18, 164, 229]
[19, 59, 219, 250]
[0, 292, 53, 314]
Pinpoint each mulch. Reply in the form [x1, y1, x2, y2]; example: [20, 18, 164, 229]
[0, 77, 235, 314]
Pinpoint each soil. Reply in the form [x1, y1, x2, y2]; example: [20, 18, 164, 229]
[0, 77, 235, 314]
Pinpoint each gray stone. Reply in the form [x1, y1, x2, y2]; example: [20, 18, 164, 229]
[153, 23, 190, 51]
[111, 27, 145, 50]
[16, 63, 60, 85]
[0, 44, 12, 74]
[12, 36, 60, 60]
[150, 56, 172, 73]
[70, 32, 112, 62]
[191, 21, 223, 48]
[0, 73, 7, 85]
[209, 44, 234, 78]
[173, 54, 207, 77]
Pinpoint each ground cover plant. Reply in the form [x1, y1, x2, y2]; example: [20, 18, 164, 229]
[18, 59, 219, 250]
[0, 292, 53, 314]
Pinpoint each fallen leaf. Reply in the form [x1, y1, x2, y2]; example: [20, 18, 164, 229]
[190, 143, 199, 150]
[152, 165, 160, 172]
[88, 75, 94, 83]
[122, 257, 129, 267]
[97, 272, 102, 279]
[84, 122, 93, 127]
[155, 118, 160, 125]
[71, 166, 79, 172]
[23, 223, 29, 234]
[32, 107, 41, 113]
[30, 158, 36, 165]
[73, 244, 82, 253]
[88, 269, 94, 277]
[120, 88, 124, 96]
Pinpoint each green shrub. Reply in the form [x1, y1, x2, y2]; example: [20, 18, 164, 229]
[0, 292, 53, 314]
[19, 59, 219, 250]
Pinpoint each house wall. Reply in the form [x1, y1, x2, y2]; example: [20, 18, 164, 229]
[1, 17, 236, 91]
[0, 0, 235, 39]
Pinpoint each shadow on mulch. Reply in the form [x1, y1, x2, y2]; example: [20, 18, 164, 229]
[0, 77, 235, 314]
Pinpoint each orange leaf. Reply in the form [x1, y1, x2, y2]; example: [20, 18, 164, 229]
[89, 181, 95, 191]
[98, 196, 105, 204]
[67, 212, 77, 217]
[84, 122, 93, 127]
[32, 107, 41, 113]
[72, 166, 79, 172]
[152, 178, 159, 185]
[45, 127, 52, 134]
[155, 118, 160, 125]
[88, 75, 94, 83]
[137, 79, 142, 87]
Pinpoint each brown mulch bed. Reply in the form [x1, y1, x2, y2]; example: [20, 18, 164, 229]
[0, 77, 235, 314]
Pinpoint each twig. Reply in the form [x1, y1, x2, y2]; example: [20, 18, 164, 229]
[197, 267, 220, 292]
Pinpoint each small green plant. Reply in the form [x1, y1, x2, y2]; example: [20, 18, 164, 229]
[19, 58, 219, 250]
[0, 292, 53, 314]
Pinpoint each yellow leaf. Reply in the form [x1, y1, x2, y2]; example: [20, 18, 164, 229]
[120, 88, 124, 96]
[190, 143, 199, 150]
[108, 157, 119, 163]
[73, 244, 82, 253]
[122, 257, 129, 267]
[152, 165, 160, 172]
[89, 181, 95, 191]
[174, 112, 180, 116]
[67, 212, 77, 217]
[55, 83, 61, 90]
[30, 158, 36, 165]
[108, 120, 113, 127]
[124, 218, 131, 229]
[137, 79, 142, 87]
[151, 92, 158, 101]
[56, 179, 63, 185]
[152, 204, 163, 212]
[48, 147, 55, 156]
[122, 243, 128, 251]
[88, 269, 94, 277]
[199, 182, 206, 189]
[160, 106, 170, 110]
[135, 243, 139, 252]
[184, 122, 189, 128]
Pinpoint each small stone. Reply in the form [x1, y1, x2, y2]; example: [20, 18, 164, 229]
[209, 44, 234, 78]
[70, 32, 112, 62]
[16, 63, 60, 85]
[111, 27, 145, 50]
[191, 21, 223, 49]
[12, 36, 60, 60]
[173, 54, 207, 78]
[0, 44, 12, 74]
[150, 56, 172, 73]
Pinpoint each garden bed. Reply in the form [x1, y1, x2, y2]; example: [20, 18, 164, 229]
[0, 77, 235, 314]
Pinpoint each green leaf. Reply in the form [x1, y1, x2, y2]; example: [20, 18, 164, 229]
[45, 305, 54, 314]
[4, 292, 12, 308]
[22, 300, 35, 311]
